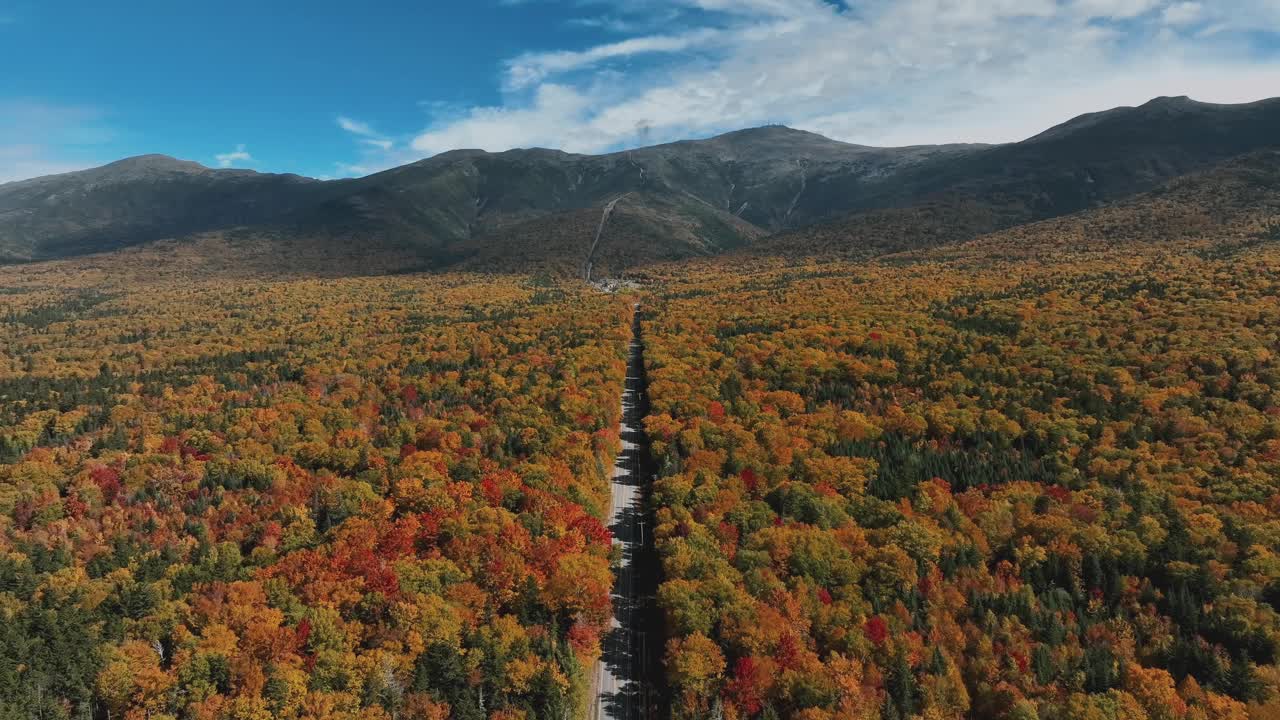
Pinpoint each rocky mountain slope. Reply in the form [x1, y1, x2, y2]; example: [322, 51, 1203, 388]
[1, 96, 1276, 271]
[0, 156, 335, 261]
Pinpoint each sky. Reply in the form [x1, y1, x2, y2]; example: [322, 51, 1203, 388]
[1, 0, 1278, 184]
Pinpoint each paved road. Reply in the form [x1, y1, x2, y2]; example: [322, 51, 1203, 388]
[592, 304, 659, 720]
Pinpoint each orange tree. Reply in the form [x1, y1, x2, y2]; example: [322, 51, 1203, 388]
[642, 236, 1280, 720]
[0, 267, 632, 720]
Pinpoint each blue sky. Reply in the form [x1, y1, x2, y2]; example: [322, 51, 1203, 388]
[2, 0, 1278, 183]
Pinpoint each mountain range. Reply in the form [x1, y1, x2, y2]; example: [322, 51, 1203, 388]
[2, 95, 1277, 275]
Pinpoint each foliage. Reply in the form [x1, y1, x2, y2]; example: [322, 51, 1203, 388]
[0, 269, 632, 719]
[3, 148, 1280, 719]
[642, 231, 1280, 719]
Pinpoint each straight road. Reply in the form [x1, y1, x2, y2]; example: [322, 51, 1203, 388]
[592, 303, 661, 720]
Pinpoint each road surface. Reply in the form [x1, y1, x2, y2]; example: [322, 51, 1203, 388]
[592, 303, 661, 720]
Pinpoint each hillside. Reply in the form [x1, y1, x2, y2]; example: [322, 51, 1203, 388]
[760, 148, 1280, 261]
[943, 148, 1280, 260]
[0, 156, 335, 262]
[281, 129, 978, 275]
[894, 95, 1280, 224]
[1, 96, 1276, 272]
[5, 148, 1280, 719]
[6, 94, 1280, 720]
[0, 129, 972, 266]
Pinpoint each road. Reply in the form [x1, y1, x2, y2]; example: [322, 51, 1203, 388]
[591, 303, 661, 720]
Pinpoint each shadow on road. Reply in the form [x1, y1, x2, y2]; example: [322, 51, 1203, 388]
[593, 305, 665, 720]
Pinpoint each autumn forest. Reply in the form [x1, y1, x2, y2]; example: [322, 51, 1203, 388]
[3, 138, 1280, 720]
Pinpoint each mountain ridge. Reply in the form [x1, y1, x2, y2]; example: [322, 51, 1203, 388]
[1, 95, 1277, 269]
[0, 153, 324, 191]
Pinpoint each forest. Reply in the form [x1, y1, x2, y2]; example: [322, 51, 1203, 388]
[641, 230, 1280, 719]
[0, 266, 633, 719]
[1, 165, 1280, 720]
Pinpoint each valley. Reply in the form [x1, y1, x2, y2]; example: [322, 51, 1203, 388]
[0, 98, 1279, 720]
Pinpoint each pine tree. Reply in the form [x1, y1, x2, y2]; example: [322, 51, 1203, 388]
[1033, 644, 1055, 686]
[930, 647, 948, 676]
[887, 646, 919, 716]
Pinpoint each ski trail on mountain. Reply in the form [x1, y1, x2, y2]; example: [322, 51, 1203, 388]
[585, 194, 629, 282]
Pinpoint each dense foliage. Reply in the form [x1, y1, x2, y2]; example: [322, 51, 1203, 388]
[0, 267, 632, 720]
[2, 150, 1279, 720]
[642, 232, 1280, 720]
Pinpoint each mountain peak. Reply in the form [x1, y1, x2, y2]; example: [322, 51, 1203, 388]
[1143, 95, 1195, 106]
[102, 154, 213, 175]
[678, 124, 873, 157]
[3, 94, 1279, 266]
[1024, 94, 1245, 143]
[707, 124, 851, 145]
[718, 124, 810, 138]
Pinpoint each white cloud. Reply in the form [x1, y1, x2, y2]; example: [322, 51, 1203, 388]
[1069, 0, 1161, 19]
[504, 28, 725, 89]
[1162, 1, 1203, 26]
[332, 116, 408, 175]
[673, 0, 825, 18]
[214, 144, 252, 168]
[395, 0, 1280, 156]
[337, 116, 379, 137]
[412, 84, 601, 155]
[567, 11, 685, 34]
